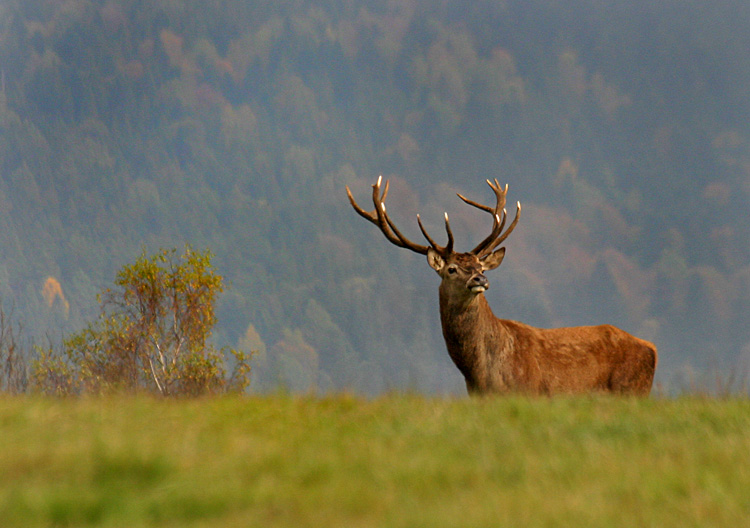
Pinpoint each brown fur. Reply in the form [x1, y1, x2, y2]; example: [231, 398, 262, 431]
[434, 253, 657, 395]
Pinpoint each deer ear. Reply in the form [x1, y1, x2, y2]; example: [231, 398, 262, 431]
[427, 248, 445, 272]
[481, 248, 505, 271]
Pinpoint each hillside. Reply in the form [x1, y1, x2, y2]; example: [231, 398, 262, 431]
[1, 0, 749, 392]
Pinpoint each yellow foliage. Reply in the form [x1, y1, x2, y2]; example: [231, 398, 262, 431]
[42, 276, 69, 318]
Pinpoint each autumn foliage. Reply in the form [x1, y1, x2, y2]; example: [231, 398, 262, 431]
[32, 247, 250, 396]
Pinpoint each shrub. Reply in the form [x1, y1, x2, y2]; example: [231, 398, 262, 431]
[32, 246, 251, 396]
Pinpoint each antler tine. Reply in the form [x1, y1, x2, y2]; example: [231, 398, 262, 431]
[382, 205, 433, 254]
[456, 179, 506, 213]
[376, 175, 389, 203]
[346, 185, 376, 223]
[418, 213, 454, 255]
[348, 177, 483, 258]
[484, 201, 521, 255]
[417, 214, 439, 249]
[346, 177, 437, 255]
[457, 179, 513, 256]
[443, 212, 454, 254]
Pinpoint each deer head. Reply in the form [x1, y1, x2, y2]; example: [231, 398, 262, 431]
[345, 176, 521, 301]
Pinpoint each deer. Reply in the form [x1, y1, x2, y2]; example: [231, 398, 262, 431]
[346, 177, 657, 395]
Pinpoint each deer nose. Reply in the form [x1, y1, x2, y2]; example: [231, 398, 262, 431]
[468, 273, 489, 293]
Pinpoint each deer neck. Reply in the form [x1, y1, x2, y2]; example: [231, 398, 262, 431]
[438, 286, 503, 385]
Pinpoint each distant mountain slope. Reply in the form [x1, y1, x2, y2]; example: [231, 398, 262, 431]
[1, 0, 748, 392]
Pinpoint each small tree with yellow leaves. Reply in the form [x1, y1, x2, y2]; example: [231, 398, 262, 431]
[32, 246, 250, 396]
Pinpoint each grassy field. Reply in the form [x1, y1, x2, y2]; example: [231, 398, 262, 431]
[1, 395, 749, 527]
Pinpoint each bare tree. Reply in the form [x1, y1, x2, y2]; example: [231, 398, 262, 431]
[0, 303, 27, 394]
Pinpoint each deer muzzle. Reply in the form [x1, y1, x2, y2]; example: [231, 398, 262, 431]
[468, 273, 489, 293]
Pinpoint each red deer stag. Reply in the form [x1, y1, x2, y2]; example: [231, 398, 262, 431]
[346, 177, 657, 395]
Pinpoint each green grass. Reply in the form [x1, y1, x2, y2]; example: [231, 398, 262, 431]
[1, 395, 749, 527]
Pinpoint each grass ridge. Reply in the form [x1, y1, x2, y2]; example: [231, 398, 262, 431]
[1, 395, 749, 527]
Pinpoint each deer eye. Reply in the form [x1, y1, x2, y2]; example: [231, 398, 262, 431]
[447, 266, 457, 274]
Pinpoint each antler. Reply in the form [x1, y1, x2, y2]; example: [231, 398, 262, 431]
[457, 179, 521, 257]
[346, 176, 454, 256]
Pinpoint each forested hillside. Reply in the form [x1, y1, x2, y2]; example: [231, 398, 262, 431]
[1, 0, 749, 392]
